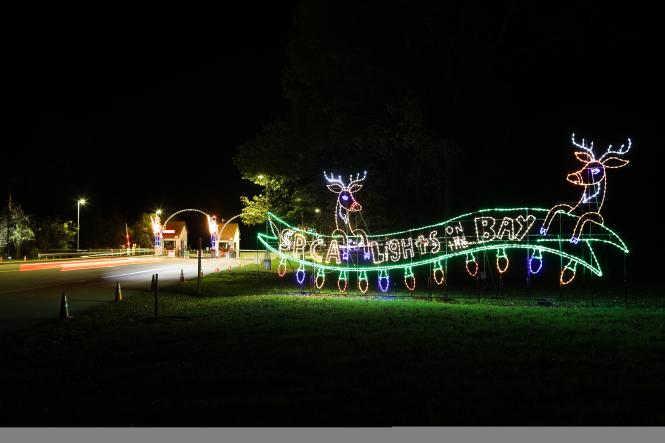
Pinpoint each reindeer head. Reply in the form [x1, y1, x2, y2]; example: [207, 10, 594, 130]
[324, 171, 367, 214]
[567, 133, 631, 187]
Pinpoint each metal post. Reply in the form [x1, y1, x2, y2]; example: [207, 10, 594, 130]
[197, 237, 202, 295]
[624, 254, 628, 308]
[77, 201, 80, 251]
[154, 273, 159, 319]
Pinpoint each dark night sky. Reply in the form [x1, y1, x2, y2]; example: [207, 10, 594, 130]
[4, 2, 661, 256]
[5, 3, 294, 224]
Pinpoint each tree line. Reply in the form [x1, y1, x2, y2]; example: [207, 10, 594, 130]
[1, 198, 154, 259]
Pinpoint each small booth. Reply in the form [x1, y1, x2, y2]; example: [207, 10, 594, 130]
[218, 223, 240, 258]
[162, 221, 188, 257]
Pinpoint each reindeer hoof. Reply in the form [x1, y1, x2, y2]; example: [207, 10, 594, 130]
[539, 226, 548, 235]
[570, 236, 579, 244]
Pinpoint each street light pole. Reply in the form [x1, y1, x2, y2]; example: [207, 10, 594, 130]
[77, 198, 86, 251]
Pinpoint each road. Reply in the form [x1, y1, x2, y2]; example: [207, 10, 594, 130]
[0, 255, 246, 334]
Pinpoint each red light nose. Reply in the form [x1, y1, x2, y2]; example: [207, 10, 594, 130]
[350, 201, 362, 211]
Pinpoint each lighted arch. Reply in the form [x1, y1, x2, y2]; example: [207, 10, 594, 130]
[158, 208, 220, 256]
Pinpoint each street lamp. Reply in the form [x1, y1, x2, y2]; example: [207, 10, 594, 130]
[314, 208, 321, 233]
[77, 198, 87, 250]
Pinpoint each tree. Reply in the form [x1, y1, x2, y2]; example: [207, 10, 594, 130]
[233, 1, 457, 231]
[131, 213, 154, 248]
[0, 204, 35, 257]
[34, 217, 77, 250]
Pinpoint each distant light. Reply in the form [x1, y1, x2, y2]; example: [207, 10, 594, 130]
[156, 209, 163, 215]
[78, 198, 87, 205]
[315, 208, 320, 213]
[257, 174, 264, 179]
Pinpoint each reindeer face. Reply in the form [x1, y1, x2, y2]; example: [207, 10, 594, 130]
[339, 190, 362, 211]
[324, 171, 367, 214]
[568, 160, 605, 186]
[568, 134, 631, 186]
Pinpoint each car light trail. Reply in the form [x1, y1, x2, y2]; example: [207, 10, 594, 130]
[19, 257, 163, 272]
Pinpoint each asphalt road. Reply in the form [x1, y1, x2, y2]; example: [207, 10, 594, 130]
[0, 255, 243, 334]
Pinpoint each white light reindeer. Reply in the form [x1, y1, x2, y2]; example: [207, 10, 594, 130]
[323, 171, 371, 257]
[541, 134, 631, 243]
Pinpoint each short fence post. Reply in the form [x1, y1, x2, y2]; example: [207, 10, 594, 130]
[154, 273, 159, 319]
[197, 237, 202, 295]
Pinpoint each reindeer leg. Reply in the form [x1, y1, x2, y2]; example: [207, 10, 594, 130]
[540, 204, 572, 235]
[352, 228, 371, 260]
[570, 212, 604, 244]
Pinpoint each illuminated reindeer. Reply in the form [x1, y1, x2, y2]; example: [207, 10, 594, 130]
[540, 134, 631, 243]
[324, 171, 367, 236]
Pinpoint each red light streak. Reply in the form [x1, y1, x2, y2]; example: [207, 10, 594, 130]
[20, 257, 162, 272]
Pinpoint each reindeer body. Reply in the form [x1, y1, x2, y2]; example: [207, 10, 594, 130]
[324, 171, 370, 254]
[541, 134, 631, 243]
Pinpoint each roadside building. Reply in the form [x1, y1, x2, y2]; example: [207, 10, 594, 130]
[218, 223, 240, 257]
[162, 221, 188, 257]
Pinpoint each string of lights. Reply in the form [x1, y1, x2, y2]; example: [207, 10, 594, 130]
[268, 147, 630, 291]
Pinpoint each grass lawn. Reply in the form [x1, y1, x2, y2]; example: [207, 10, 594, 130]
[1, 270, 664, 426]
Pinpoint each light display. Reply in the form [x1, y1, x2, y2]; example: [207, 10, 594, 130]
[433, 260, 445, 285]
[262, 135, 631, 291]
[278, 257, 287, 277]
[528, 248, 543, 275]
[154, 208, 223, 257]
[315, 267, 326, 289]
[358, 270, 369, 294]
[540, 134, 631, 244]
[150, 212, 162, 255]
[208, 215, 219, 257]
[296, 263, 306, 285]
[378, 269, 390, 292]
[496, 248, 509, 274]
[465, 253, 478, 277]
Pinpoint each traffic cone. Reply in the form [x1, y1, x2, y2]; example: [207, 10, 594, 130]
[114, 281, 123, 302]
[149, 274, 155, 291]
[179, 269, 184, 283]
[59, 292, 72, 319]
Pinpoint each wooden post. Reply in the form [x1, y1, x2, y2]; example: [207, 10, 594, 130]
[154, 273, 159, 319]
[197, 237, 202, 295]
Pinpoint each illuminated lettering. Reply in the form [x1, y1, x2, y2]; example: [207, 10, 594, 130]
[310, 238, 325, 262]
[496, 217, 514, 240]
[475, 217, 496, 242]
[401, 237, 415, 259]
[429, 231, 440, 254]
[326, 240, 341, 264]
[387, 239, 401, 262]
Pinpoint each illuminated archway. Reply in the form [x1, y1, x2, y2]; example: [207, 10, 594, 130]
[152, 208, 221, 257]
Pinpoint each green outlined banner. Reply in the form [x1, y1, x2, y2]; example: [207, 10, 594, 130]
[258, 208, 628, 278]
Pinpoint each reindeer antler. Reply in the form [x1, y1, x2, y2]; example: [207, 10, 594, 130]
[347, 171, 367, 188]
[323, 171, 346, 187]
[600, 138, 632, 161]
[571, 133, 595, 159]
